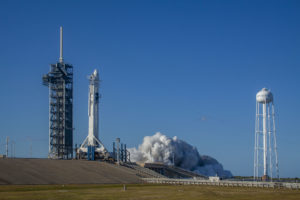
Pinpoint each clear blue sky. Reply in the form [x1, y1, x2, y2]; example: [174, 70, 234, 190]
[0, 0, 299, 177]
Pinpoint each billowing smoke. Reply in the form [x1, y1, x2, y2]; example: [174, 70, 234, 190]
[128, 132, 232, 178]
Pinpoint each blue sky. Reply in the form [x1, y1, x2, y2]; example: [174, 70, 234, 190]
[0, 0, 300, 177]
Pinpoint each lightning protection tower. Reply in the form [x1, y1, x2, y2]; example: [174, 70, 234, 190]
[254, 88, 279, 181]
[42, 27, 73, 159]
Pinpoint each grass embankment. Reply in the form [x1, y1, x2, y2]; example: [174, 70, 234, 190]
[0, 184, 300, 200]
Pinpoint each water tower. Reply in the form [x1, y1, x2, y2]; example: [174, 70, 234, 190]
[254, 88, 279, 181]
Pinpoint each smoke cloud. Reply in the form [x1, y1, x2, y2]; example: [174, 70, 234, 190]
[128, 132, 232, 178]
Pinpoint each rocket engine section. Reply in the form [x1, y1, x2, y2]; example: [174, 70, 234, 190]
[77, 69, 108, 160]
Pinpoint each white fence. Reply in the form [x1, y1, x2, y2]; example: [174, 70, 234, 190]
[142, 178, 300, 189]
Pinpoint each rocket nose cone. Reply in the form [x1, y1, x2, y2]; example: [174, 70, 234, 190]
[93, 69, 99, 78]
[93, 69, 98, 76]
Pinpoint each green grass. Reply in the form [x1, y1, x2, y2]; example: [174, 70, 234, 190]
[0, 184, 300, 200]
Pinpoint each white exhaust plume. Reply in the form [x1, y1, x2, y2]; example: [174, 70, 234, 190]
[128, 132, 232, 178]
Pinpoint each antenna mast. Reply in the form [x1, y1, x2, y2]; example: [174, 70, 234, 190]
[59, 26, 63, 63]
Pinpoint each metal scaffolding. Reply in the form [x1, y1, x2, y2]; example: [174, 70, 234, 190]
[113, 138, 130, 163]
[42, 27, 73, 159]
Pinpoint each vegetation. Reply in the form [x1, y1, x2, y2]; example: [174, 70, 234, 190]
[0, 184, 300, 200]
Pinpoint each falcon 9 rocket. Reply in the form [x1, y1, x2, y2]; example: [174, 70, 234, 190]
[77, 69, 108, 160]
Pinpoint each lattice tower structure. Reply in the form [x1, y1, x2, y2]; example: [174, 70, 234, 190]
[42, 27, 73, 159]
[43, 62, 73, 159]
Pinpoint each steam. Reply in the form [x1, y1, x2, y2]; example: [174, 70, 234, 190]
[128, 132, 232, 178]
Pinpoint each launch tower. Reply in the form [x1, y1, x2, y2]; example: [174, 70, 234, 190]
[42, 27, 73, 159]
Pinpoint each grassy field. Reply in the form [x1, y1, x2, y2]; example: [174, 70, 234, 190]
[0, 184, 300, 200]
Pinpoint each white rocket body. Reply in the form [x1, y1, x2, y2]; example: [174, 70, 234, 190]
[78, 69, 107, 154]
[88, 69, 100, 146]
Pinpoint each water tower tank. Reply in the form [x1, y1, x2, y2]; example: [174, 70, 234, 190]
[256, 88, 273, 104]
